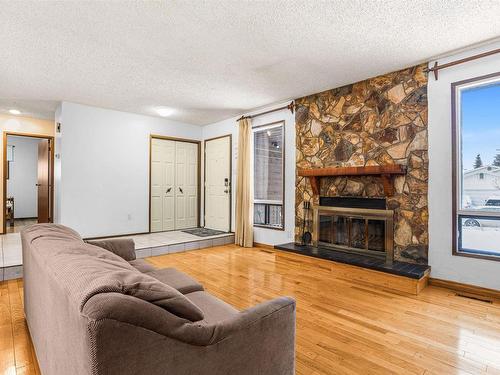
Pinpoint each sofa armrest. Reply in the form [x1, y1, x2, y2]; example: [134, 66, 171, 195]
[207, 296, 296, 345]
[86, 238, 136, 261]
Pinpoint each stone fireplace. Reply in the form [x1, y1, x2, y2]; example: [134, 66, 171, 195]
[295, 64, 428, 264]
[312, 197, 394, 264]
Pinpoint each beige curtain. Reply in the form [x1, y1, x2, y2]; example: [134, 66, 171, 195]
[235, 117, 254, 247]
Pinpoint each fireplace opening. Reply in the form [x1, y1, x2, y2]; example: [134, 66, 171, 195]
[313, 197, 394, 264]
[320, 196, 386, 210]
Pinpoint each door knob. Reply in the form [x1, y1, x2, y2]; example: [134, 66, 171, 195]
[35, 184, 41, 187]
[166, 187, 172, 193]
[224, 189, 229, 194]
[179, 187, 183, 194]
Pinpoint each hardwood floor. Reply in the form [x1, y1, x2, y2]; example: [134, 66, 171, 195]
[1, 244, 500, 374]
[5, 219, 38, 234]
[0, 278, 40, 375]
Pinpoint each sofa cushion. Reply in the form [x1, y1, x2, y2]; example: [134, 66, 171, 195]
[85, 272, 205, 322]
[67, 254, 205, 322]
[146, 268, 204, 294]
[129, 259, 157, 273]
[86, 238, 136, 261]
[186, 291, 238, 324]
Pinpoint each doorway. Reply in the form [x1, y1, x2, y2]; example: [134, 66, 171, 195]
[149, 135, 200, 232]
[204, 135, 231, 232]
[3, 132, 54, 234]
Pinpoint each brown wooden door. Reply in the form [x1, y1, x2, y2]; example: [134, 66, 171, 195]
[37, 139, 51, 223]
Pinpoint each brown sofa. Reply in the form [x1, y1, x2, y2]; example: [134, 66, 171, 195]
[21, 224, 296, 375]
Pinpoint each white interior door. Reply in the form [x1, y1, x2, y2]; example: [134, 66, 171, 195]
[150, 138, 175, 232]
[175, 141, 198, 230]
[204, 136, 231, 232]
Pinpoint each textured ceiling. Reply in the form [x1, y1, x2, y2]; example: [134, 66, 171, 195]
[0, 99, 58, 120]
[1, 1, 500, 125]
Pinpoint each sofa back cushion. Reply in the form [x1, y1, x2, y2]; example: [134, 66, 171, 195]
[22, 224, 204, 322]
[80, 269, 204, 321]
[86, 238, 136, 261]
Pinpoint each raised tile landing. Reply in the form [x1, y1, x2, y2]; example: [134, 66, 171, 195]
[0, 230, 235, 281]
[107, 231, 235, 259]
[275, 242, 430, 295]
[275, 242, 429, 278]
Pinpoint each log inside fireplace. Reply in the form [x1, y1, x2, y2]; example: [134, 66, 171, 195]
[312, 197, 394, 264]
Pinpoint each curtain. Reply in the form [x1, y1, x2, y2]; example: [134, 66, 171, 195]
[235, 117, 254, 247]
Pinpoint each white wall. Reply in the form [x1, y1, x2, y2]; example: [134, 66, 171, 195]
[57, 102, 202, 238]
[202, 102, 296, 245]
[428, 41, 500, 290]
[6, 136, 40, 218]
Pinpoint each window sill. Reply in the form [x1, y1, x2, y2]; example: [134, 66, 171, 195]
[254, 224, 285, 231]
[453, 249, 500, 262]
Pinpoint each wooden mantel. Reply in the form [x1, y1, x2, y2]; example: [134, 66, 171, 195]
[297, 165, 406, 196]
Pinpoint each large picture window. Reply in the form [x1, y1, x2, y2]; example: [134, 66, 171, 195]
[253, 121, 284, 230]
[453, 73, 500, 260]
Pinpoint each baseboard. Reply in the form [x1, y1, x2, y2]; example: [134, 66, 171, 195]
[429, 278, 500, 301]
[253, 242, 275, 250]
[13, 217, 37, 220]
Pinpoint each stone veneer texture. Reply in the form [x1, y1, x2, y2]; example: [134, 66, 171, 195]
[295, 64, 428, 264]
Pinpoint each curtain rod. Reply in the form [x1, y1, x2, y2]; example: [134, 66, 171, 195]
[426, 48, 500, 80]
[236, 101, 294, 122]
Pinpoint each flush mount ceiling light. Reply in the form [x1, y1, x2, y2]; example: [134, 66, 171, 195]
[8, 109, 21, 115]
[156, 107, 175, 117]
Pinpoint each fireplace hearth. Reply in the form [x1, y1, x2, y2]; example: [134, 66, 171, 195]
[312, 197, 394, 264]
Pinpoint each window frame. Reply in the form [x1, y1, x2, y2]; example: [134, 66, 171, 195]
[451, 71, 500, 261]
[252, 120, 285, 231]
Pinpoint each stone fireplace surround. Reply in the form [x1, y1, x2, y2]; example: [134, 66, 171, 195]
[294, 64, 428, 264]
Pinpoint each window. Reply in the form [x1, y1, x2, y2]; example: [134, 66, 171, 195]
[453, 73, 500, 260]
[253, 121, 284, 230]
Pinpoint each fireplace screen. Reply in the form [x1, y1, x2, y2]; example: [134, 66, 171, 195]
[319, 216, 386, 252]
[314, 206, 394, 263]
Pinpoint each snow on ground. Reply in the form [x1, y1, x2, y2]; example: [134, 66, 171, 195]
[462, 227, 500, 252]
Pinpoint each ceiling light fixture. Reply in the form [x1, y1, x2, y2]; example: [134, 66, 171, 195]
[156, 107, 175, 117]
[9, 109, 21, 115]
